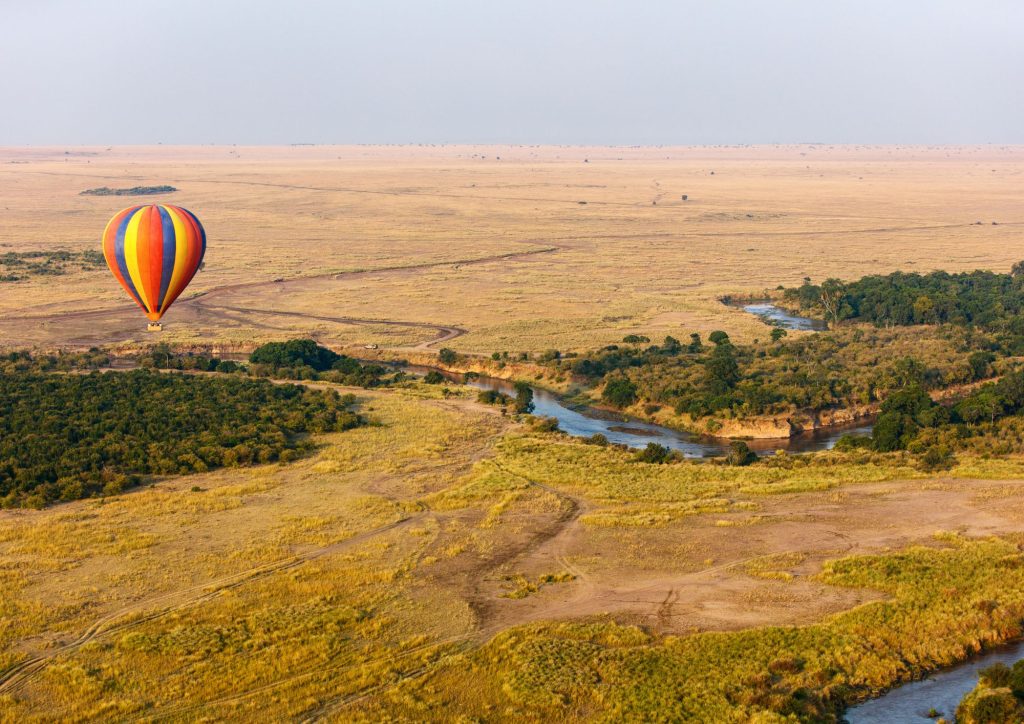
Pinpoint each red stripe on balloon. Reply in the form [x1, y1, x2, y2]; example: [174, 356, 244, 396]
[147, 205, 164, 313]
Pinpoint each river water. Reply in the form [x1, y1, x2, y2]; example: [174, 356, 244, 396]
[730, 300, 829, 332]
[409, 367, 871, 458]
[843, 641, 1024, 722]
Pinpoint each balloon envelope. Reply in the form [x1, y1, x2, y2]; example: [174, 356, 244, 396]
[101, 205, 206, 321]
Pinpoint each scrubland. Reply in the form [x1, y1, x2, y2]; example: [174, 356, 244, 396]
[3, 145, 1024, 720]
[3, 378, 1024, 720]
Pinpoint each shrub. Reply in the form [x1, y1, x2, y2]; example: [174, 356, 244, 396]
[602, 376, 638, 408]
[726, 440, 757, 466]
[478, 389, 511, 406]
[531, 417, 560, 433]
[634, 443, 674, 464]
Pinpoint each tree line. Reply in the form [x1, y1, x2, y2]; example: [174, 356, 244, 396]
[783, 267, 1024, 343]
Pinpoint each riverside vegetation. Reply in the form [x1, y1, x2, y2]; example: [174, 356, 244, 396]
[7, 375, 1024, 720]
[956, 659, 1024, 723]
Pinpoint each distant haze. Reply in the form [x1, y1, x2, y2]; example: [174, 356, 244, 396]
[1, 0, 1021, 145]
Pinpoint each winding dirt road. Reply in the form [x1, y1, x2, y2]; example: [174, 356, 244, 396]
[1, 244, 559, 350]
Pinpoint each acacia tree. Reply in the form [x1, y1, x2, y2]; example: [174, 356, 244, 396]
[819, 278, 847, 327]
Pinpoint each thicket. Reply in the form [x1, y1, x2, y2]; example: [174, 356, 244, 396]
[549, 325, 987, 421]
[835, 368, 1024, 458]
[0, 369, 363, 508]
[246, 339, 398, 386]
[782, 268, 1024, 344]
[129, 340, 397, 387]
[79, 185, 177, 196]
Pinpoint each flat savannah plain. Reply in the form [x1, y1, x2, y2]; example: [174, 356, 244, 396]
[1, 144, 1022, 352]
[3, 145, 1024, 721]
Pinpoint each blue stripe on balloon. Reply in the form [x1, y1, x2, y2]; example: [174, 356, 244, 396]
[114, 208, 145, 308]
[156, 206, 176, 311]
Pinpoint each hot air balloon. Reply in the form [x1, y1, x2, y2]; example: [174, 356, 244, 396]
[101, 205, 206, 330]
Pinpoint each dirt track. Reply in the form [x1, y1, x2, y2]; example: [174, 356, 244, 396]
[0, 243, 559, 350]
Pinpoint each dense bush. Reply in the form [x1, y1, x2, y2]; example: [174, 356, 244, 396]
[513, 382, 535, 414]
[247, 340, 394, 386]
[478, 389, 512, 406]
[783, 267, 1024, 340]
[0, 370, 363, 508]
[725, 441, 757, 466]
[249, 339, 342, 371]
[602, 376, 638, 408]
[549, 322, 984, 422]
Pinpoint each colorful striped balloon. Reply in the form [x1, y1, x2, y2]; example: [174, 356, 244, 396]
[101, 205, 206, 322]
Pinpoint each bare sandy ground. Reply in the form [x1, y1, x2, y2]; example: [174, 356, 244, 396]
[461, 478, 1024, 635]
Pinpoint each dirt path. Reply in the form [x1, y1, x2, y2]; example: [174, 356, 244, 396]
[0, 244, 559, 350]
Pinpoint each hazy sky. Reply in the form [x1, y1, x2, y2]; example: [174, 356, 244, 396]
[1, 0, 1021, 145]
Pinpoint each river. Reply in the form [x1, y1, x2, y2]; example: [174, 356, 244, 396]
[409, 367, 872, 458]
[844, 640, 1024, 722]
[725, 299, 829, 332]
[420, 363, 1024, 719]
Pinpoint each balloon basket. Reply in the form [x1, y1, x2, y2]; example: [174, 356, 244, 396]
[147, 323, 163, 332]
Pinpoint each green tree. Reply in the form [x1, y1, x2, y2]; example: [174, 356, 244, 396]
[602, 376, 638, 408]
[662, 336, 682, 354]
[513, 382, 535, 414]
[725, 441, 757, 466]
[635, 443, 672, 463]
[705, 343, 740, 394]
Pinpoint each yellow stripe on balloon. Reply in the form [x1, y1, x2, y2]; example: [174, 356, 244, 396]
[163, 206, 191, 307]
[123, 209, 152, 312]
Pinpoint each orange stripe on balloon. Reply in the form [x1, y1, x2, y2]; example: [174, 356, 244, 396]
[134, 206, 156, 311]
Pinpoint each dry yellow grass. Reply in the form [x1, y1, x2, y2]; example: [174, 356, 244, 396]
[4, 145, 1024, 720]
[4, 377, 1024, 719]
[1, 145, 1022, 352]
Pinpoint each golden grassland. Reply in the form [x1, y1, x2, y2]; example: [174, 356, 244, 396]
[4, 379, 1024, 720]
[0, 145, 1022, 352]
[3, 145, 1024, 720]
